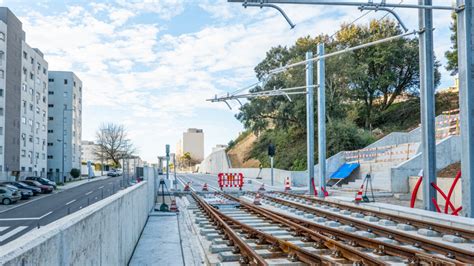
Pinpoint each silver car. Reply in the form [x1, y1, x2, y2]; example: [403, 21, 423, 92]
[0, 186, 21, 205]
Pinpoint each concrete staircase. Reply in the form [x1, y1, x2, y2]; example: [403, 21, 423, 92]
[324, 111, 460, 193]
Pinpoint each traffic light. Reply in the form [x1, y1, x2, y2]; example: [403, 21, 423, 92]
[268, 143, 275, 157]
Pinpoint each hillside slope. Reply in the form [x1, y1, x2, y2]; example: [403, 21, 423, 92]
[227, 132, 260, 168]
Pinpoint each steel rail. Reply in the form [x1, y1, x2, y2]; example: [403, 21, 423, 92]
[218, 193, 389, 265]
[191, 192, 267, 265]
[276, 191, 474, 240]
[239, 193, 460, 265]
[257, 192, 474, 263]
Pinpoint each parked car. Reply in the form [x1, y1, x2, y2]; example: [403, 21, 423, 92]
[22, 180, 53, 194]
[2, 181, 42, 195]
[0, 186, 21, 205]
[107, 170, 121, 177]
[0, 184, 33, 200]
[25, 176, 57, 189]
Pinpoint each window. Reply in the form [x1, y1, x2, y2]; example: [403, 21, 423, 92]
[22, 83, 27, 91]
[29, 103, 33, 111]
[48, 78, 54, 82]
[47, 142, 53, 146]
[0, 107, 3, 116]
[28, 135, 33, 142]
[30, 57, 34, 65]
[28, 119, 33, 126]
[48, 91, 54, 95]
[21, 116, 26, 124]
[43, 68, 47, 75]
[73, 81, 76, 87]
[0, 70, 4, 79]
[23, 51, 27, 59]
[64, 79, 68, 85]
[0, 51, 4, 65]
[0, 32, 5, 41]
[48, 129, 53, 133]
[37, 63, 41, 71]
[0, 89, 3, 96]
[0, 127, 3, 135]
[48, 117, 53, 121]
[21, 150, 26, 157]
[48, 104, 54, 108]
[30, 72, 34, 80]
[47, 155, 53, 159]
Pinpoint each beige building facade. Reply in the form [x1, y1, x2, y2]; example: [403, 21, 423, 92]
[176, 128, 204, 162]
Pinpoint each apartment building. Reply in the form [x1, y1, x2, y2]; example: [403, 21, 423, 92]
[47, 71, 82, 181]
[0, 8, 49, 177]
[176, 128, 204, 162]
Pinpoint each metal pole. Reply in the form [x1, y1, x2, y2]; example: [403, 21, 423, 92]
[419, 0, 437, 211]
[457, 0, 474, 217]
[306, 51, 315, 195]
[270, 156, 274, 186]
[173, 154, 177, 190]
[166, 156, 169, 180]
[317, 43, 326, 197]
[62, 108, 65, 184]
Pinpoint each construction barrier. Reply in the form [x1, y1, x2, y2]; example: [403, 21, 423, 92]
[218, 173, 244, 190]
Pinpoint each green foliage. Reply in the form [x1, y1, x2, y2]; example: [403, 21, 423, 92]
[232, 18, 447, 171]
[445, 12, 458, 75]
[70, 168, 81, 179]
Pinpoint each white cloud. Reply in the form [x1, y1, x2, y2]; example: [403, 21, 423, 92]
[18, 0, 458, 161]
[115, 0, 185, 20]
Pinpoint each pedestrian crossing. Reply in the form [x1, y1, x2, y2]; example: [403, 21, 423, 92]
[0, 226, 28, 243]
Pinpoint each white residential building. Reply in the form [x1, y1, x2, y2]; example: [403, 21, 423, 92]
[0, 8, 49, 178]
[176, 128, 204, 162]
[47, 71, 82, 181]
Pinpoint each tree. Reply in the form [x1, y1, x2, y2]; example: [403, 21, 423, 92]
[94, 123, 136, 167]
[70, 168, 81, 179]
[445, 12, 458, 75]
[337, 19, 440, 129]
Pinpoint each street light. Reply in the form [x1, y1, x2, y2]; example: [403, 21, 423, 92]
[62, 105, 74, 183]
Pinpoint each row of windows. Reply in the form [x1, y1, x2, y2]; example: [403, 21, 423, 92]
[23, 51, 47, 75]
[48, 78, 82, 92]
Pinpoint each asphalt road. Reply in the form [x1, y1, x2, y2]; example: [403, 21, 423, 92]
[0, 176, 132, 246]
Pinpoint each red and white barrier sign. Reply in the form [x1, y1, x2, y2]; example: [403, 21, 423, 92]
[218, 173, 244, 190]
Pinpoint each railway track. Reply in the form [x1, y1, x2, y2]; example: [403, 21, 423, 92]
[179, 176, 473, 264]
[242, 191, 474, 264]
[192, 191, 391, 265]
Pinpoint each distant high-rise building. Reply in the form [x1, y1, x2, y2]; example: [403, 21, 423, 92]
[47, 71, 82, 181]
[0, 8, 49, 177]
[176, 128, 204, 162]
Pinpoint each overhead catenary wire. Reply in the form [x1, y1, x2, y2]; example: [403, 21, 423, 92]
[269, 29, 418, 75]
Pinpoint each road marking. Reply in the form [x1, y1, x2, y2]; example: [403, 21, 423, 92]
[0, 226, 8, 232]
[0, 211, 52, 221]
[38, 211, 53, 219]
[65, 199, 76, 205]
[0, 226, 28, 242]
[98, 186, 104, 189]
[85, 191, 93, 195]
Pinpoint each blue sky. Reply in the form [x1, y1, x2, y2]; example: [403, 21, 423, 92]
[4, 0, 457, 162]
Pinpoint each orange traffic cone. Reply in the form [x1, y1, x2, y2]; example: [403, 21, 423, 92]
[184, 182, 190, 191]
[254, 193, 262, 205]
[202, 183, 209, 191]
[170, 199, 178, 212]
[284, 177, 291, 192]
[258, 183, 265, 192]
[354, 185, 364, 203]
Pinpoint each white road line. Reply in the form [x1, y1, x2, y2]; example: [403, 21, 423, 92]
[98, 186, 104, 189]
[0, 226, 28, 242]
[38, 211, 53, 219]
[65, 199, 76, 205]
[0, 226, 8, 232]
[85, 191, 93, 195]
[0, 210, 52, 221]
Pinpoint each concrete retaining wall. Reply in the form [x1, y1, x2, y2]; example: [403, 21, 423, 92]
[199, 148, 230, 174]
[390, 136, 461, 193]
[230, 167, 306, 187]
[0, 167, 157, 266]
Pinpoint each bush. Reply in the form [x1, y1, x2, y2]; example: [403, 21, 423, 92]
[70, 168, 81, 179]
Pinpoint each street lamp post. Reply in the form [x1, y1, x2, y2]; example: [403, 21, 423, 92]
[62, 105, 74, 183]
